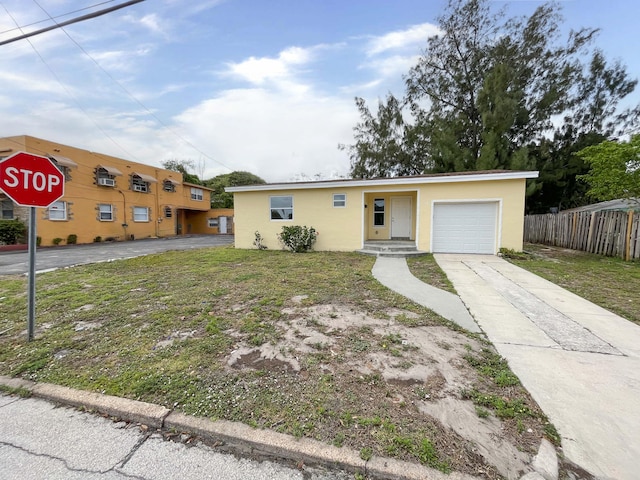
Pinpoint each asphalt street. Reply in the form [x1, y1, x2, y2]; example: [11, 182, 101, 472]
[0, 235, 235, 275]
[0, 394, 350, 480]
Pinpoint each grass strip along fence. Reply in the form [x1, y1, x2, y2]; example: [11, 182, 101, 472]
[524, 209, 640, 261]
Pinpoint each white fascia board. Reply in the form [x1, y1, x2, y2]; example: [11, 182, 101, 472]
[225, 171, 539, 193]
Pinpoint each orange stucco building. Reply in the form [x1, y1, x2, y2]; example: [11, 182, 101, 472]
[0, 136, 233, 246]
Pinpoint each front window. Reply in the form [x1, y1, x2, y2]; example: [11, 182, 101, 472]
[374, 198, 385, 226]
[208, 218, 219, 228]
[191, 187, 204, 201]
[164, 206, 173, 218]
[270, 196, 293, 220]
[333, 193, 346, 208]
[98, 204, 113, 221]
[1, 199, 13, 219]
[49, 201, 67, 221]
[132, 175, 149, 193]
[133, 206, 150, 222]
[163, 180, 176, 192]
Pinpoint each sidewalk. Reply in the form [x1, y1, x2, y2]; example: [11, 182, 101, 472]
[434, 254, 640, 480]
[372, 256, 481, 333]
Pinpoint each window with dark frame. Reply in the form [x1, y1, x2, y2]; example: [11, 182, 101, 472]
[1, 199, 14, 219]
[270, 195, 293, 220]
[55, 164, 71, 181]
[374, 198, 385, 226]
[164, 206, 173, 218]
[163, 180, 176, 192]
[132, 175, 149, 193]
[190, 187, 204, 201]
[96, 167, 117, 187]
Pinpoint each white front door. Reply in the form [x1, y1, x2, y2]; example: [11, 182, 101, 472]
[219, 216, 228, 234]
[391, 197, 412, 239]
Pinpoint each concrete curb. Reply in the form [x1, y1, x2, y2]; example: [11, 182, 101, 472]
[0, 376, 477, 480]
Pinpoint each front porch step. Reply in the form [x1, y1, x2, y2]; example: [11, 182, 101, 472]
[357, 241, 428, 258]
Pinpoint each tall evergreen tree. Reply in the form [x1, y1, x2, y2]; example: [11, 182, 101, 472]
[343, 0, 639, 212]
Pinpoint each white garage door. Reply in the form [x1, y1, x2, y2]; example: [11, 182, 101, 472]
[432, 202, 498, 254]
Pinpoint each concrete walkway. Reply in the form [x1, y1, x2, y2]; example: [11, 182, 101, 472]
[372, 256, 481, 333]
[434, 254, 640, 480]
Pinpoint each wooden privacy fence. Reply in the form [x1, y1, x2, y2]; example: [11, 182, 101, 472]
[524, 210, 640, 260]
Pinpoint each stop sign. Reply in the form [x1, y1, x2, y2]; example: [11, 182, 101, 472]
[0, 151, 65, 207]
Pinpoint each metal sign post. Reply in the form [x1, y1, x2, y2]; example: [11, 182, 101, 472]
[28, 207, 36, 341]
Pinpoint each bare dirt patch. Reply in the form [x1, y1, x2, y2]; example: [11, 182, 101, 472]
[223, 301, 549, 479]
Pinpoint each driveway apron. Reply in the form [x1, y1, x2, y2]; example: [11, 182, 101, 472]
[434, 254, 640, 480]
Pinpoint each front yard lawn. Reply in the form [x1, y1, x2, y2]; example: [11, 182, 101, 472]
[0, 246, 556, 479]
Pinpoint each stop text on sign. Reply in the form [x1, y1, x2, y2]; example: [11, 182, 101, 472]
[1, 166, 62, 193]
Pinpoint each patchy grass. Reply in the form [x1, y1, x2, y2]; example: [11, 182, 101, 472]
[509, 243, 640, 325]
[0, 246, 549, 478]
[406, 255, 456, 293]
[462, 340, 558, 446]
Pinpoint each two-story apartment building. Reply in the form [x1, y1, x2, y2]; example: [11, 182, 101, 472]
[0, 135, 233, 246]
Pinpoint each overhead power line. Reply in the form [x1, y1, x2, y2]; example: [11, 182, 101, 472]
[0, 1, 119, 36]
[0, 0, 145, 46]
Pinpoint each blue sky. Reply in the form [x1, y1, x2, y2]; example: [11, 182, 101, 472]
[1, 0, 639, 182]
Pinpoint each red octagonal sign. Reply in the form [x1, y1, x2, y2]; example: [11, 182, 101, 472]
[0, 151, 65, 207]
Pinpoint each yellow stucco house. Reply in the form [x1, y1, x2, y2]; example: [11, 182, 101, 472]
[227, 170, 538, 254]
[0, 136, 233, 246]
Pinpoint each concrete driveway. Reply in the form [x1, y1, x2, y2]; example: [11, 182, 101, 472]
[0, 235, 234, 275]
[434, 254, 640, 480]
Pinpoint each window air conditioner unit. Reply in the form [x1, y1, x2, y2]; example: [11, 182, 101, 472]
[98, 178, 115, 187]
[133, 184, 146, 192]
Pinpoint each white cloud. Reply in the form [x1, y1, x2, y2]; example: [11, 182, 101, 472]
[88, 46, 152, 71]
[172, 87, 359, 181]
[163, 0, 226, 17]
[364, 54, 421, 78]
[225, 46, 313, 87]
[340, 79, 384, 95]
[138, 13, 163, 34]
[366, 22, 441, 56]
[0, 71, 71, 96]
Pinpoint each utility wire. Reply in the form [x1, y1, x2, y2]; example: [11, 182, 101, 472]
[0, 2, 139, 161]
[0, 0, 119, 35]
[30, 0, 233, 173]
[0, 0, 145, 46]
[6, 0, 233, 174]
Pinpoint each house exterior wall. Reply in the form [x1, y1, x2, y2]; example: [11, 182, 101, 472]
[0, 136, 219, 246]
[231, 176, 529, 253]
[233, 187, 364, 251]
[187, 208, 235, 234]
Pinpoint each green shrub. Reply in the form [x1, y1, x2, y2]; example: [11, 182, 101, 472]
[94, 236, 102, 243]
[52, 237, 63, 246]
[36, 236, 41, 247]
[0, 219, 27, 245]
[278, 225, 317, 253]
[67, 234, 78, 244]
